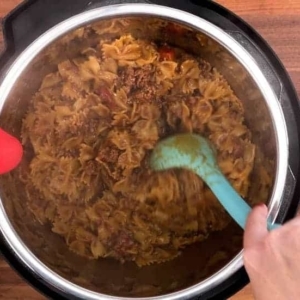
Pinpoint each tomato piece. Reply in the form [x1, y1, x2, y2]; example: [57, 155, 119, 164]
[158, 46, 175, 61]
[95, 86, 115, 109]
[165, 23, 186, 35]
[97, 86, 112, 102]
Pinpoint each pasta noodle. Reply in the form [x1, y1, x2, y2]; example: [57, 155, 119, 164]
[21, 27, 264, 267]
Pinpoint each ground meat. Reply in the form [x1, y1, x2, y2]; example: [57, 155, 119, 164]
[130, 87, 157, 103]
[120, 196, 139, 211]
[118, 65, 157, 102]
[97, 146, 119, 164]
[107, 230, 136, 259]
[85, 160, 100, 176]
[57, 148, 79, 158]
[81, 118, 99, 136]
[198, 59, 214, 80]
[232, 141, 244, 159]
[186, 97, 197, 106]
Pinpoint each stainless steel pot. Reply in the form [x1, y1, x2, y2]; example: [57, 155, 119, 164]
[0, 3, 291, 300]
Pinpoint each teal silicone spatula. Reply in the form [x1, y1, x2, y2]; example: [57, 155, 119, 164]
[150, 133, 280, 231]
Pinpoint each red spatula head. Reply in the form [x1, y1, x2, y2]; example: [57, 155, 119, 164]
[0, 128, 23, 175]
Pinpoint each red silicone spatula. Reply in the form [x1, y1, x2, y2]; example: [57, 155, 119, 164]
[0, 128, 23, 175]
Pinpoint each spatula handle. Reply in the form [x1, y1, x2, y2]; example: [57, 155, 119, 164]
[0, 128, 23, 175]
[204, 169, 280, 231]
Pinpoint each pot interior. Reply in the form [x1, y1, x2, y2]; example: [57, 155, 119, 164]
[0, 16, 276, 297]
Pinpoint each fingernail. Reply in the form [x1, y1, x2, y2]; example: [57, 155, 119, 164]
[256, 203, 267, 213]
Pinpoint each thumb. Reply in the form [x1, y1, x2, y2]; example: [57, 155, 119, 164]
[244, 204, 268, 248]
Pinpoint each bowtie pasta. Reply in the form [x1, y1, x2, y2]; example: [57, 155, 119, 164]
[20, 28, 269, 267]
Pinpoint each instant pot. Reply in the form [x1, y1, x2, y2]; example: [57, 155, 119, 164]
[0, 0, 300, 299]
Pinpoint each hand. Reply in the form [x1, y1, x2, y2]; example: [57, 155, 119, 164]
[244, 204, 300, 300]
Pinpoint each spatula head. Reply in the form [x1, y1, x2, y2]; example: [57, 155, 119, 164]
[150, 133, 217, 178]
[0, 129, 23, 175]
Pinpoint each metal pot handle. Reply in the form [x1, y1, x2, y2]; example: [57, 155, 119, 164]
[0, 0, 153, 79]
[0, 0, 155, 61]
[0, 0, 86, 72]
[0, 0, 208, 75]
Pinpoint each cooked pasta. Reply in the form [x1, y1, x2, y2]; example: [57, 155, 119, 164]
[21, 25, 264, 267]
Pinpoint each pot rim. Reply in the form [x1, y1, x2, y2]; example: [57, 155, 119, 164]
[0, 3, 288, 299]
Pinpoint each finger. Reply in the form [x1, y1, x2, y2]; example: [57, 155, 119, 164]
[244, 204, 268, 248]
